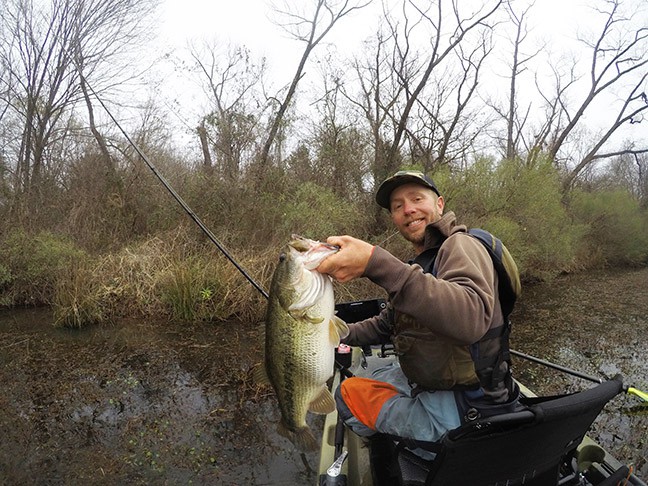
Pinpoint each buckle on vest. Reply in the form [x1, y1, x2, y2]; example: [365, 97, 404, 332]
[465, 407, 480, 421]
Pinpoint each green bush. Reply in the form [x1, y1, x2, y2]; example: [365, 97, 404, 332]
[0, 229, 87, 306]
[259, 181, 367, 242]
[570, 188, 648, 266]
[439, 157, 581, 280]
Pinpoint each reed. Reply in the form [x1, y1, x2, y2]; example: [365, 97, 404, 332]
[53, 262, 104, 328]
[51, 229, 271, 327]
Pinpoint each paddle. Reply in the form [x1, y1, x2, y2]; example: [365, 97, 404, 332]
[511, 349, 648, 402]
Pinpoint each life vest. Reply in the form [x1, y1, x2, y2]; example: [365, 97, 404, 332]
[392, 229, 516, 398]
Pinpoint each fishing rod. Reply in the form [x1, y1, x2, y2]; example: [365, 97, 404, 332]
[76, 69, 269, 300]
[511, 349, 648, 402]
[77, 64, 647, 405]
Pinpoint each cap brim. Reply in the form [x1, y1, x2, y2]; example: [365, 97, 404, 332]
[376, 175, 437, 209]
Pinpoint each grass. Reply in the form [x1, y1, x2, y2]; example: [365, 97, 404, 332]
[51, 229, 270, 328]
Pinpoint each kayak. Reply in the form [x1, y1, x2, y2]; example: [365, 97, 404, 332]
[317, 300, 646, 486]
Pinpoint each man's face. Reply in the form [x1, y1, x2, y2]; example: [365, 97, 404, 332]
[389, 182, 444, 252]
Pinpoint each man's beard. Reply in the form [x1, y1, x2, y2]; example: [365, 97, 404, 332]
[400, 228, 425, 247]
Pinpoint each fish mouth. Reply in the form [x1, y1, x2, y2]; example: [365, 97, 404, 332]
[289, 234, 316, 252]
[289, 234, 338, 252]
[289, 234, 339, 269]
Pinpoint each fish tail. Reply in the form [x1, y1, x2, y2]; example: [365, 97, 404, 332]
[278, 421, 318, 451]
[294, 426, 318, 451]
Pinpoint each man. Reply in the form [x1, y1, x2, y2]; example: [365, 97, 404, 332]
[317, 170, 519, 446]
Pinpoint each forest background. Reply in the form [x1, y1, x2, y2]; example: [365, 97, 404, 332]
[1, 0, 647, 328]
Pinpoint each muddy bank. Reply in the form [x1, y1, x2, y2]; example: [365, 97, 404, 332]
[1, 267, 647, 484]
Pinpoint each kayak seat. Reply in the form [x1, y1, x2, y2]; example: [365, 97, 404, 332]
[395, 376, 624, 486]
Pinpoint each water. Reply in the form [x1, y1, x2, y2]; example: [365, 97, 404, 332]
[1, 267, 646, 484]
[511, 267, 648, 478]
[0, 308, 321, 485]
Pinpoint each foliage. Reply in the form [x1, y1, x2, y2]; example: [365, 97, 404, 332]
[438, 157, 582, 281]
[50, 229, 268, 328]
[3, 151, 647, 323]
[53, 260, 105, 328]
[569, 188, 648, 266]
[0, 264, 12, 307]
[62, 147, 188, 252]
[0, 0, 646, 329]
[157, 255, 258, 323]
[273, 181, 366, 240]
[0, 229, 87, 307]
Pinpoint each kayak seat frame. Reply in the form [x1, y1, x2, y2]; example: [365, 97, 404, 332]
[394, 377, 624, 486]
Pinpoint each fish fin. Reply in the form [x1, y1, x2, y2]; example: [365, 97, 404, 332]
[306, 312, 325, 324]
[288, 308, 324, 324]
[294, 427, 319, 451]
[334, 315, 350, 338]
[278, 421, 318, 451]
[251, 362, 271, 385]
[277, 420, 292, 441]
[309, 385, 336, 415]
[328, 315, 349, 346]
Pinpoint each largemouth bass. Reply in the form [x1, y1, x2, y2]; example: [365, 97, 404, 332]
[261, 235, 348, 451]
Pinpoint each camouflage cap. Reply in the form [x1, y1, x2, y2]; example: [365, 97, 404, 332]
[375, 170, 441, 209]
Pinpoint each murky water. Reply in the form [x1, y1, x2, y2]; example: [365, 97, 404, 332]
[511, 268, 648, 478]
[1, 268, 646, 484]
[0, 309, 321, 485]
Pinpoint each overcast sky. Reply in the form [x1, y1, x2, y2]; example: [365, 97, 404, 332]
[157, 0, 593, 72]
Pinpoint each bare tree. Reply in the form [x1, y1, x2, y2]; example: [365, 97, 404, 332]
[308, 65, 369, 200]
[530, 0, 648, 192]
[408, 30, 494, 169]
[602, 149, 648, 204]
[259, 0, 371, 172]
[487, 2, 544, 161]
[384, 0, 503, 167]
[340, 0, 503, 189]
[0, 0, 158, 224]
[190, 42, 267, 180]
[341, 29, 405, 194]
[636, 153, 648, 207]
[196, 118, 213, 170]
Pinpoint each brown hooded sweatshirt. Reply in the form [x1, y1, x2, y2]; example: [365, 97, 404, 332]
[343, 211, 511, 401]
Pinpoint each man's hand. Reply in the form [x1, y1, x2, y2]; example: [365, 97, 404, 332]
[316, 235, 375, 283]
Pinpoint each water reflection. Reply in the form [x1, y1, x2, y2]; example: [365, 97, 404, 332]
[511, 268, 648, 478]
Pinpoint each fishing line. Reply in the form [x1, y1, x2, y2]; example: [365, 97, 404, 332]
[76, 68, 270, 300]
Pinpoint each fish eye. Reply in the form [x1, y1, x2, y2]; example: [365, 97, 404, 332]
[279, 252, 286, 262]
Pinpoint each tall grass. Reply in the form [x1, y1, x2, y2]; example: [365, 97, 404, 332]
[50, 229, 270, 328]
[0, 229, 87, 307]
[53, 261, 105, 328]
